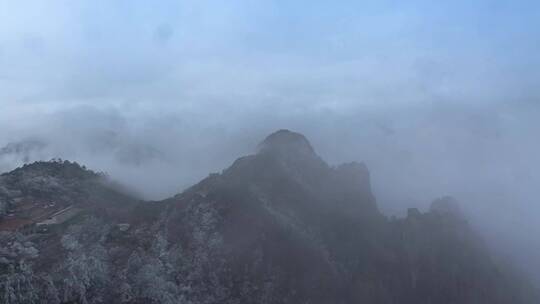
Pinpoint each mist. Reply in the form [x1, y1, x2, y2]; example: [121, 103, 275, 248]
[1, 0, 539, 287]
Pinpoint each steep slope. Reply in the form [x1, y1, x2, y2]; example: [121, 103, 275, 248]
[157, 130, 538, 303]
[0, 130, 538, 304]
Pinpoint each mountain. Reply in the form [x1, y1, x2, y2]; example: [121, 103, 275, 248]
[0, 160, 139, 221]
[0, 130, 538, 304]
[0, 140, 48, 173]
[0, 137, 164, 174]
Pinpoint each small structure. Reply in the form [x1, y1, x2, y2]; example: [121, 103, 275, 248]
[36, 206, 82, 227]
[116, 223, 130, 232]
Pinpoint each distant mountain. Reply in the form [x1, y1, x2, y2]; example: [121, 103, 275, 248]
[0, 139, 48, 165]
[0, 136, 164, 173]
[0, 130, 538, 304]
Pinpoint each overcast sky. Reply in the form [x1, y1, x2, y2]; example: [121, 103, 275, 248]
[1, 0, 540, 282]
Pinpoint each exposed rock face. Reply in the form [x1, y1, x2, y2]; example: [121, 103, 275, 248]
[0, 130, 538, 304]
[258, 129, 316, 156]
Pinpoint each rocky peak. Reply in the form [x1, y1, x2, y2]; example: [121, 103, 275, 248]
[257, 129, 315, 157]
[220, 130, 378, 220]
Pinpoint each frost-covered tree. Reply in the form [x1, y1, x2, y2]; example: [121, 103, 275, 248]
[0, 261, 39, 304]
[57, 218, 111, 304]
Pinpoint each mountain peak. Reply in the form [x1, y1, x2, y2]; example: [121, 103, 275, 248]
[257, 129, 315, 156]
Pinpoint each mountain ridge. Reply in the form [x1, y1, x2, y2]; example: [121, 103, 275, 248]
[0, 130, 538, 304]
